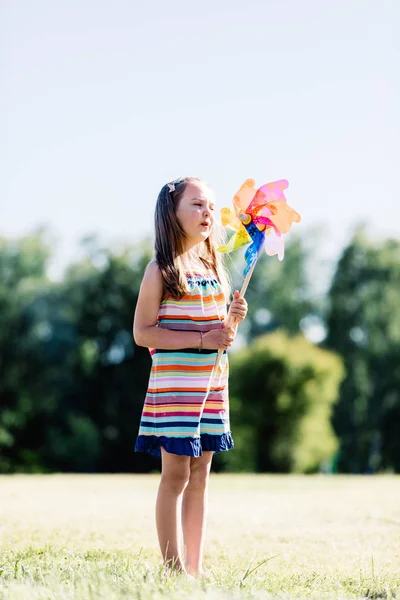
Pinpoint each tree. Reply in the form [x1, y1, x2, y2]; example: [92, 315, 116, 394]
[0, 230, 54, 472]
[325, 229, 400, 473]
[59, 238, 156, 473]
[0, 231, 157, 473]
[220, 330, 344, 473]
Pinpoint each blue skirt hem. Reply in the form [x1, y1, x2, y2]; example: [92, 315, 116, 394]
[134, 432, 234, 458]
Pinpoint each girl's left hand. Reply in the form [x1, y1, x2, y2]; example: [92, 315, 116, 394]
[228, 290, 248, 323]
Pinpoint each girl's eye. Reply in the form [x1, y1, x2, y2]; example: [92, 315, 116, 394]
[193, 202, 214, 212]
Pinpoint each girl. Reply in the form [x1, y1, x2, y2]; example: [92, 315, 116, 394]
[133, 176, 247, 576]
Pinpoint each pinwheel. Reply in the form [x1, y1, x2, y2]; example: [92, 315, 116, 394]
[208, 178, 301, 388]
[218, 178, 300, 268]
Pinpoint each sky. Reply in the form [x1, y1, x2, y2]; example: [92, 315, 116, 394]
[1, 0, 398, 280]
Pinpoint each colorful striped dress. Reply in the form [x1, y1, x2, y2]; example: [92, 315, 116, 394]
[134, 267, 234, 458]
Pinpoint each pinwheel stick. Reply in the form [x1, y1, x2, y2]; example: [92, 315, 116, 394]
[206, 253, 258, 394]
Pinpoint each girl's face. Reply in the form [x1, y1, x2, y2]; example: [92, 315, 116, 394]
[176, 182, 215, 250]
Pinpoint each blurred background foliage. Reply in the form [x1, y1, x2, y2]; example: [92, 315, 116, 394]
[0, 227, 399, 474]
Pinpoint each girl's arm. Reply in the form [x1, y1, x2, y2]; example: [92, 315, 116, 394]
[134, 262, 235, 351]
[133, 261, 204, 350]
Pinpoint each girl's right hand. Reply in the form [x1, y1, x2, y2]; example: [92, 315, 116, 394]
[203, 327, 235, 350]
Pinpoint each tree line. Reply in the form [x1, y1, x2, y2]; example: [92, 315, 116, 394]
[0, 227, 399, 473]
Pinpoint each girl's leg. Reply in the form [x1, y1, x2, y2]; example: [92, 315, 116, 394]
[156, 448, 191, 570]
[181, 450, 214, 575]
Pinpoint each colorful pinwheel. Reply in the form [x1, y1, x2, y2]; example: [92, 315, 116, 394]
[218, 178, 301, 272]
[207, 178, 301, 390]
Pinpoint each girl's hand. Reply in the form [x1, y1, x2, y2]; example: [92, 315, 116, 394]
[228, 291, 248, 323]
[203, 327, 235, 350]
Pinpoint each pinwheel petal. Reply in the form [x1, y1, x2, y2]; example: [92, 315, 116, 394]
[267, 202, 301, 234]
[243, 223, 265, 274]
[217, 225, 252, 253]
[247, 179, 289, 214]
[233, 179, 257, 216]
[220, 207, 241, 231]
[264, 227, 285, 261]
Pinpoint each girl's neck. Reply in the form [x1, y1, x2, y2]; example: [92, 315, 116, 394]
[179, 249, 210, 274]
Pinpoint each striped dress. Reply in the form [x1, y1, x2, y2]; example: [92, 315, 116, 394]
[134, 267, 234, 458]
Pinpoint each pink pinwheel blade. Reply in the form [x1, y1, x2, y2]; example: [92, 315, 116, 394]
[247, 179, 289, 214]
[253, 215, 275, 228]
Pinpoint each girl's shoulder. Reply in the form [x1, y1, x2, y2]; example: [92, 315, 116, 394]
[136, 261, 164, 318]
[142, 260, 163, 289]
[146, 259, 160, 272]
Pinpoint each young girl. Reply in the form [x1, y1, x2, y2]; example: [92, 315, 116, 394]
[133, 176, 247, 576]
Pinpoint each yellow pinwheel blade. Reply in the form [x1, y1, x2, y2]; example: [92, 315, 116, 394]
[217, 225, 252, 253]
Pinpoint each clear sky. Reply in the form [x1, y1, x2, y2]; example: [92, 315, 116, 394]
[1, 0, 398, 278]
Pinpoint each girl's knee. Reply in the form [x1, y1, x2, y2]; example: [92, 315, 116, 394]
[161, 470, 190, 494]
[187, 462, 211, 491]
[160, 449, 191, 494]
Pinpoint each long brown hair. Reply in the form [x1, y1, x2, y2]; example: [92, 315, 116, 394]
[154, 177, 232, 302]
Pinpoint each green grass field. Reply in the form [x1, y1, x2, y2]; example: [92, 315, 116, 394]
[0, 474, 399, 599]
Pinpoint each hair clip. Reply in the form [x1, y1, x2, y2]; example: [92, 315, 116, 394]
[167, 177, 184, 193]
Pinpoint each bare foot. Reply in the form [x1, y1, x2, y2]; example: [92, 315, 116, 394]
[198, 569, 212, 579]
[162, 558, 185, 574]
[187, 568, 212, 580]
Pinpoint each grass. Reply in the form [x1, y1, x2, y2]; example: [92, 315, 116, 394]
[0, 474, 400, 599]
